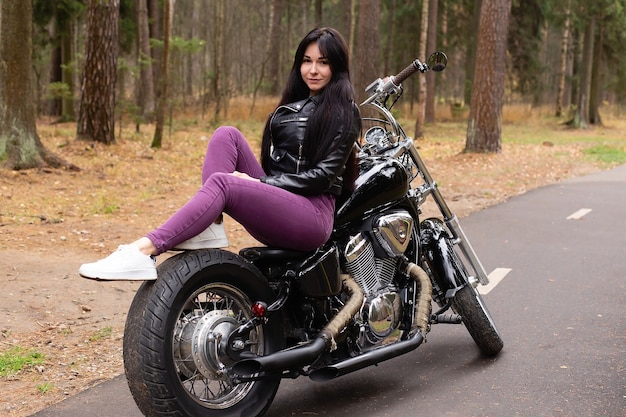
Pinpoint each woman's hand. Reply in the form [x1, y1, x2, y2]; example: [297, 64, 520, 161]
[230, 171, 260, 182]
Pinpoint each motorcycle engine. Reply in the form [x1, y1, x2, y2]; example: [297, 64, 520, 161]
[344, 210, 414, 348]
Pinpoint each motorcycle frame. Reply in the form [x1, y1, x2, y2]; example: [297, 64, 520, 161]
[360, 99, 490, 286]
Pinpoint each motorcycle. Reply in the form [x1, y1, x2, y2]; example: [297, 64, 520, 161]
[122, 52, 503, 417]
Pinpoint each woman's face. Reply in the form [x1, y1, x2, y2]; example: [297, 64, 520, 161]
[301, 42, 332, 96]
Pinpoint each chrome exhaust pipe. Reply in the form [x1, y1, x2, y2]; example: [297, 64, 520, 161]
[232, 337, 327, 376]
[309, 329, 424, 382]
[233, 276, 364, 376]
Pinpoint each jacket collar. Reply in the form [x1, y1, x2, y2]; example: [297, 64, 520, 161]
[280, 96, 319, 112]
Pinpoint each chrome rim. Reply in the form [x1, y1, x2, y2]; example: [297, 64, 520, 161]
[172, 283, 262, 409]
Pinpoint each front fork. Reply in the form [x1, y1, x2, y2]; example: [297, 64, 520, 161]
[420, 218, 470, 302]
[443, 215, 489, 286]
[402, 136, 489, 286]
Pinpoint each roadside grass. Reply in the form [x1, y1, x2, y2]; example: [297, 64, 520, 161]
[88, 326, 113, 342]
[582, 144, 626, 165]
[36, 382, 55, 395]
[0, 346, 45, 378]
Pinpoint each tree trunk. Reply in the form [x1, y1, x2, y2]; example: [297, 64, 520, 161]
[148, 0, 162, 97]
[425, 0, 438, 123]
[47, 7, 76, 121]
[314, 0, 323, 27]
[211, 0, 225, 123]
[413, 0, 429, 138]
[49, 24, 63, 117]
[464, 0, 482, 106]
[353, 0, 381, 103]
[77, 0, 120, 144]
[267, 0, 284, 95]
[383, 0, 396, 75]
[572, 15, 595, 129]
[136, 0, 155, 121]
[186, 0, 200, 104]
[152, 0, 173, 148]
[556, 0, 572, 117]
[569, 28, 581, 111]
[61, 29, 75, 121]
[0, 0, 76, 170]
[249, 0, 284, 115]
[465, 0, 512, 153]
[589, 22, 603, 126]
[349, 0, 357, 63]
[342, 0, 354, 58]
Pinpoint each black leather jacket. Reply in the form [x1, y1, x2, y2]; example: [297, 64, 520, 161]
[260, 97, 359, 196]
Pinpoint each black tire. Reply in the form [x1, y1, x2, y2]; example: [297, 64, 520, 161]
[450, 250, 504, 356]
[123, 249, 283, 417]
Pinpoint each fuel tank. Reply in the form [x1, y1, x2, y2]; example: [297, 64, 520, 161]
[335, 156, 410, 226]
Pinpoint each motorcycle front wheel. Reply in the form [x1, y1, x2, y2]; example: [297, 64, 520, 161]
[123, 249, 283, 417]
[449, 248, 504, 356]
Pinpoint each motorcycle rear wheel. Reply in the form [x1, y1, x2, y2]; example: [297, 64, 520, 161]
[123, 249, 283, 417]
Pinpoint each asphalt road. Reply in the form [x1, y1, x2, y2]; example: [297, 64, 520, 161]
[33, 165, 626, 417]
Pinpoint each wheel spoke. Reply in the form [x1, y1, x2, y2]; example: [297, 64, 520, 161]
[171, 282, 262, 408]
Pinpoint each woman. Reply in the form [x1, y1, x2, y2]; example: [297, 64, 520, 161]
[79, 27, 361, 281]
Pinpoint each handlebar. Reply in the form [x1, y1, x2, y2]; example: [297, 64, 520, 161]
[393, 59, 427, 85]
[360, 59, 427, 106]
[361, 52, 447, 106]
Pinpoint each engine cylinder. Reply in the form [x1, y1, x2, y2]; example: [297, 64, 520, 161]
[345, 233, 378, 294]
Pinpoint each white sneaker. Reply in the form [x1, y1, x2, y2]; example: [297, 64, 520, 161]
[174, 222, 229, 250]
[79, 244, 157, 281]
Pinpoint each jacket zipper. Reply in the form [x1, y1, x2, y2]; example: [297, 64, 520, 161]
[296, 143, 303, 173]
[279, 117, 308, 124]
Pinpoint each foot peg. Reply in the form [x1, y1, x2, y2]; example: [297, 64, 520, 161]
[431, 313, 462, 324]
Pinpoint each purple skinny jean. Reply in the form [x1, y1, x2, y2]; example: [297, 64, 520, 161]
[146, 126, 335, 254]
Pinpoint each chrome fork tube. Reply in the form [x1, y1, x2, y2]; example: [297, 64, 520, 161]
[405, 143, 490, 285]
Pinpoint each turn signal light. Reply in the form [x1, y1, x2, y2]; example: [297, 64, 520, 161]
[251, 301, 267, 318]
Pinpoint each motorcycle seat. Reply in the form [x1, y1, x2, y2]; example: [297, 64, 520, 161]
[239, 246, 309, 262]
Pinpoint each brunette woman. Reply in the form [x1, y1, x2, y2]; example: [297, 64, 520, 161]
[80, 27, 360, 280]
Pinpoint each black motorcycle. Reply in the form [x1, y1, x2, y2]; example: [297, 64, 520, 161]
[123, 52, 503, 417]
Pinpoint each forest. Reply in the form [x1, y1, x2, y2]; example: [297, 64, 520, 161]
[1, 0, 626, 167]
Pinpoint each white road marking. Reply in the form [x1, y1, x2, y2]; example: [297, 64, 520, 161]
[567, 208, 592, 220]
[478, 267, 512, 295]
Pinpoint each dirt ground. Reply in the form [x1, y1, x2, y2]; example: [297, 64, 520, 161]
[0, 118, 616, 416]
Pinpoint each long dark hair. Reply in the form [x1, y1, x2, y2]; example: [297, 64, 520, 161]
[261, 27, 360, 183]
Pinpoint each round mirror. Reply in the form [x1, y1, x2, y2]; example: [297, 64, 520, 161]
[427, 51, 448, 72]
